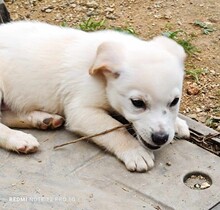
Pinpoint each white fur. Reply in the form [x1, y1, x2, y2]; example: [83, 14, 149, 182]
[0, 21, 190, 172]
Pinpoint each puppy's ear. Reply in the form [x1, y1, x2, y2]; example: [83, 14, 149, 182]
[153, 36, 186, 62]
[89, 42, 124, 78]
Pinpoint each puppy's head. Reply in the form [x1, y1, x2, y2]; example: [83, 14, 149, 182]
[90, 35, 186, 150]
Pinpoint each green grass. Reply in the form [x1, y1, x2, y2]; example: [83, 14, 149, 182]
[78, 18, 136, 35]
[79, 18, 106, 31]
[60, 21, 68, 27]
[111, 26, 136, 35]
[185, 68, 207, 83]
[205, 116, 220, 129]
[162, 30, 198, 55]
[194, 20, 214, 35]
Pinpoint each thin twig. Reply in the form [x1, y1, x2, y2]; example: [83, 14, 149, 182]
[54, 123, 131, 150]
[203, 133, 220, 141]
[187, 131, 220, 156]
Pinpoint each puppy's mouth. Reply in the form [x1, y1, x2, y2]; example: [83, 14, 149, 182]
[111, 115, 161, 150]
[124, 123, 161, 150]
[138, 135, 161, 150]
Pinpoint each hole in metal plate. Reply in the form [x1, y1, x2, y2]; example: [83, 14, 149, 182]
[183, 171, 212, 190]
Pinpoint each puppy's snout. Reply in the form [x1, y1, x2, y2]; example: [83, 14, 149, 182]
[151, 132, 169, 145]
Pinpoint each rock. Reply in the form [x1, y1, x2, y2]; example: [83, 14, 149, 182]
[164, 11, 172, 19]
[200, 182, 211, 189]
[197, 116, 207, 123]
[186, 84, 200, 95]
[41, 5, 54, 12]
[86, 9, 99, 17]
[166, 162, 171, 166]
[194, 183, 201, 189]
[55, 13, 62, 21]
[29, 0, 37, 6]
[45, 8, 53, 13]
[71, 4, 77, 8]
[105, 13, 117, 20]
[177, 20, 182, 25]
[86, 1, 99, 9]
[105, 7, 114, 13]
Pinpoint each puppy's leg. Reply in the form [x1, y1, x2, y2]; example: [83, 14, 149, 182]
[1, 111, 64, 130]
[0, 95, 39, 152]
[0, 123, 39, 153]
[66, 107, 154, 172]
[175, 117, 190, 138]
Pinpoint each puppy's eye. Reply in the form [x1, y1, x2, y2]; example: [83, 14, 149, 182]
[131, 99, 146, 109]
[170, 97, 179, 107]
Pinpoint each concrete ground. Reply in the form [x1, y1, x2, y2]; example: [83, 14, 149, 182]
[0, 116, 219, 210]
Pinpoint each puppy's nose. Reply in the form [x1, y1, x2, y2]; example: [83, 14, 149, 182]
[151, 132, 169, 145]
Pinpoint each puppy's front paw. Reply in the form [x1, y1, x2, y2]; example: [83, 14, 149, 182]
[118, 146, 155, 172]
[7, 131, 39, 153]
[175, 117, 190, 139]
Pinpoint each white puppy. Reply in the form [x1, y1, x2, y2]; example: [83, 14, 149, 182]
[0, 21, 190, 172]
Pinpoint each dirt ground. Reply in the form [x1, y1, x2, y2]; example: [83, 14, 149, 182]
[5, 0, 220, 131]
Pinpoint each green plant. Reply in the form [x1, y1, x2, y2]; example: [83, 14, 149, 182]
[205, 117, 220, 129]
[194, 20, 214, 35]
[164, 23, 174, 31]
[112, 26, 136, 35]
[78, 18, 136, 35]
[185, 68, 206, 83]
[79, 18, 106, 31]
[60, 21, 68, 27]
[162, 30, 198, 55]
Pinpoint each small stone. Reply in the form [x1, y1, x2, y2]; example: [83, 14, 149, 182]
[45, 8, 52, 13]
[71, 4, 77, 8]
[200, 182, 211, 189]
[164, 11, 172, 19]
[196, 108, 202, 113]
[194, 183, 201, 189]
[41, 5, 54, 12]
[30, 0, 37, 6]
[106, 13, 117, 20]
[105, 7, 114, 13]
[186, 84, 200, 95]
[197, 116, 207, 123]
[86, 1, 99, 9]
[177, 21, 182, 25]
[55, 13, 62, 21]
[86, 9, 99, 16]
[166, 162, 171, 166]
[210, 70, 216, 74]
